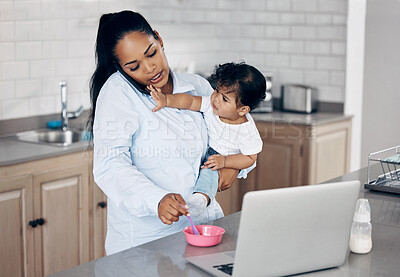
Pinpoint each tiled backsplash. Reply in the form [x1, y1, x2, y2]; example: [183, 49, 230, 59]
[0, 0, 347, 120]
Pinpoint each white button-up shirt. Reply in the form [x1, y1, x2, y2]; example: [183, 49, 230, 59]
[93, 70, 219, 254]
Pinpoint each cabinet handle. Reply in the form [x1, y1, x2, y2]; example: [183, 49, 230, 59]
[98, 201, 107, 208]
[37, 218, 45, 226]
[29, 220, 38, 228]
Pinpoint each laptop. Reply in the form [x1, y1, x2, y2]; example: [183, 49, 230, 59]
[185, 181, 360, 277]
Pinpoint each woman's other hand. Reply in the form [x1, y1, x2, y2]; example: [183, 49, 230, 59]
[217, 168, 239, 192]
[148, 85, 167, 112]
[158, 193, 189, 225]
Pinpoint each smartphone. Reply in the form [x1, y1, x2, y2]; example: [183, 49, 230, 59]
[114, 63, 150, 95]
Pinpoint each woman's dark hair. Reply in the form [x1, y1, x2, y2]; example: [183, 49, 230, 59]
[210, 62, 266, 111]
[87, 10, 158, 135]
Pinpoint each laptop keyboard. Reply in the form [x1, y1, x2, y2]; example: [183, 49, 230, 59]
[213, 263, 234, 275]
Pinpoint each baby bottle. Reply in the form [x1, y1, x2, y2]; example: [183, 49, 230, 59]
[349, 199, 372, 254]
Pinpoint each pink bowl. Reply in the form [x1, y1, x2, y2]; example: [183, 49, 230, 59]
[183, 225, 225, 247]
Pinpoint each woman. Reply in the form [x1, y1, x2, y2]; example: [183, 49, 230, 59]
[89, 10, 248, 255]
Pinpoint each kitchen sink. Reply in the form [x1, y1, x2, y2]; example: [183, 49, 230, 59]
[13, 128, 90, 147]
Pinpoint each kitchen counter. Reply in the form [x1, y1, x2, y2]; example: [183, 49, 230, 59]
[251, 111, 352, 126]
[0, 137, 90, 166]
[49, 164, 400, 277]
[0, 112, 350, 166]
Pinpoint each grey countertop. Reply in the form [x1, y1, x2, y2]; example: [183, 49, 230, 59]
[49, 164, 400, 277]
[0, 112, 351, 167]
[250, 111, 352, 126]
[0, 137, 90, 166]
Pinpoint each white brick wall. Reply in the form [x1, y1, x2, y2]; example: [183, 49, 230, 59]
[0, 2, 14, 21]
[291, 55, 316, 69]
[30, 96, 57, 116]
[16, 42, 42, 60]
[292, 0, 318, 12]
[307, 14, 332, 25]
[16, 79, 41, 98]
[2, 62, 30, 80]
[0, 0, 348, 120]
[255, 12, 280, 24]
[0, 81, 15, 100]
[0, 22, 15, 41]
[291, 26, 317, 39]
[279, 40, 304, 53]
[265, 26, 290, 38]
[0, 43, 15, 61]
[266, 0, 291, 11]
[305, 71, 330, 85]
[2, 98, 30, 119]
[305, 41, 330, 54]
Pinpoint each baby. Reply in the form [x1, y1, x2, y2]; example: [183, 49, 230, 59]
[149, 62, 266, 216]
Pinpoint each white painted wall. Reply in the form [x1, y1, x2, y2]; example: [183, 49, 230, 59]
[360, 0, 400, 167]
[344, 0, 366, 171]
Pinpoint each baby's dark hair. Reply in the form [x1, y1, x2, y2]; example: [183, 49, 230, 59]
[210, 62, 266, 110]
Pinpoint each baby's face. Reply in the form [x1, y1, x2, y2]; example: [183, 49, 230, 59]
[210, 86, 243, 122]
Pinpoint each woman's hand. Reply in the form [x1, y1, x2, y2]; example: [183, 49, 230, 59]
[158, 193, 189, 225]
[202, 154, 226, 170]
[217, 168, 239, 192]
[148, 85, 167, 112]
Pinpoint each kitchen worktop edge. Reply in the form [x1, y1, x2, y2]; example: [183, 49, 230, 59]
[0, 138, 91, 167]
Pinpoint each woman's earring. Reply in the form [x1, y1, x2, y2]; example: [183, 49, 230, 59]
[162, 46, 165, 50]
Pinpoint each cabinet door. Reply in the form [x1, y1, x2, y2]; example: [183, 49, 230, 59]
[256, 138, 303, 190]
[33, 165, 89, 276]
[0, 175, 34, 277]
[312, 128, 350, 183]
[254, 122, 304, 190]
[91, 176, 107, 260]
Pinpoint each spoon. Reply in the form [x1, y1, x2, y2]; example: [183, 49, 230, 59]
[187, 214, 201, 235]
[180, 204, 200, 235]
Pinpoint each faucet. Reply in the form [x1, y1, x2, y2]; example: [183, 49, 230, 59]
[59, 81, 84, 131]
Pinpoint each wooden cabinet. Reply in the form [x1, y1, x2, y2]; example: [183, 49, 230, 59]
[32, 164, 89, 276]
[90, 159, 107, 260]
[256, 127, 304, 189]
[305, 120, 352, 184]
[219, 118, 352, 215]
[0, 151, 103, 277]
[0, 175, 34, 277]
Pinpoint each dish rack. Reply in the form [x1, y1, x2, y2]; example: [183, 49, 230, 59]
[365, 145, 400, 194]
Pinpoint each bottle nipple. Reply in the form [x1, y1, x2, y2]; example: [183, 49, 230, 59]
[353, 199, 371, 222]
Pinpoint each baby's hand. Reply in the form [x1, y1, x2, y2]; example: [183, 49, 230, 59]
[148, 85, 166, 112]
[202, 154, 226, 171]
